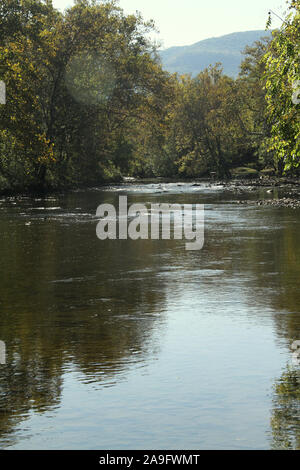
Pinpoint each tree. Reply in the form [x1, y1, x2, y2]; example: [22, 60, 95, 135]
[162, 65, 255, 178]
[0, 0, 60, 190]
[0, 0, 172, 190]
[238, 38, 273, 169]
[263, 0, 300, 172]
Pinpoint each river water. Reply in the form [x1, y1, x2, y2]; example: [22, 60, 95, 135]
[0, 181, 299, 449]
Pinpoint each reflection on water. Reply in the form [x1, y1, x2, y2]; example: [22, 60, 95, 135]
[0, 182, 299, 449]
[271, 367, 300, 449]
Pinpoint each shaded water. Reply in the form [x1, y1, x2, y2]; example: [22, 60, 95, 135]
[0, 182, 299, 449]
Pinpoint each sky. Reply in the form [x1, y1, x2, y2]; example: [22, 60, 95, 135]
[52, 0, 286, 49]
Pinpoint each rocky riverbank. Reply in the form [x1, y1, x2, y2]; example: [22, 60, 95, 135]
[220, 176, 300, 208]
[237, 198, 300, 209]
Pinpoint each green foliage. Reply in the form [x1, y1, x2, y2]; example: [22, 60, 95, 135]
[0, 0, 299, 191]
[159, 64, 262, 178]
[0, 0, 171, 191]
[263, 0, 300, 172]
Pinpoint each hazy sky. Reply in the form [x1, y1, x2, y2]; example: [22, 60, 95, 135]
[52, 0, 286, 48]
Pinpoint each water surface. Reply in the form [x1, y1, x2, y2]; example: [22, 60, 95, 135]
[0, 182, 299, 449]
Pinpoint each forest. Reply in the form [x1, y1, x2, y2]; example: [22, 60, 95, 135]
[0, 0, 299, 193]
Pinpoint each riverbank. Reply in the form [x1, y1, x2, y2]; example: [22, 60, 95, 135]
[1, 175, 300, 209]
[237, 198, 300, 209]
[219, 176, 300, 208]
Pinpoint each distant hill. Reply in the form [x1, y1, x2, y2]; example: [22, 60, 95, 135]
[159, 30, 271, 78]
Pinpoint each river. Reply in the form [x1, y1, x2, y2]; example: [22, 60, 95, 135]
[0, 181, 299, 449]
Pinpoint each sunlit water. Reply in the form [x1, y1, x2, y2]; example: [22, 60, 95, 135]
[0, 182, 299, 449]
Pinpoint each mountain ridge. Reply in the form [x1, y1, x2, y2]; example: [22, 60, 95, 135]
[159, 30, 272, 77]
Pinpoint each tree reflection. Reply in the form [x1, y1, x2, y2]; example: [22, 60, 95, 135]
[270, 366, 300, 450]
[0, 197, 169, 446]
